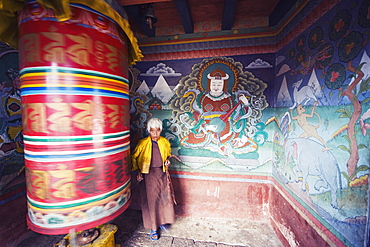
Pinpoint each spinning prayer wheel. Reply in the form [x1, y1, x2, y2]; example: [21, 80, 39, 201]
[18, 1, 141, 235]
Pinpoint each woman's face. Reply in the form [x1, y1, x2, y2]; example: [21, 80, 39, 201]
[149, 127, 161, 141]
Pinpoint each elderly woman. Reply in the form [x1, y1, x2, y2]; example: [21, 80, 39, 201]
[131, 118, 175, 241]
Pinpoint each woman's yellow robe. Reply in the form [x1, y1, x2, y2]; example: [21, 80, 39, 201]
[131, 136, 171, 174]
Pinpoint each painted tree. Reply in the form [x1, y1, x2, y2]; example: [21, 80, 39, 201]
[325, 8, 369, 180]
[289, 3, 370, 180]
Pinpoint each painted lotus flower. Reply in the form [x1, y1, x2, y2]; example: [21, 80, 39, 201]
[339, 31, 364, 62]
[329, 10, 351, 41]
[308, 26, 324, 49]
[296, 35, 306, 51]
[325, 63, 346, 89]
[295, 50, 306, 67]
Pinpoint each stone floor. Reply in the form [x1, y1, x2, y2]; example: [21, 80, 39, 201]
[120, 212, 284, 247]
[1, 195, 283, 247]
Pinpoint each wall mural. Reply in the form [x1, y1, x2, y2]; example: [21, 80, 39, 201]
[271, 0, 370, 245]
[0, 43, 24, 193]
[171, 57, 269, 170]
[130, 56, 273, 173]
[129, 0, 369, 245]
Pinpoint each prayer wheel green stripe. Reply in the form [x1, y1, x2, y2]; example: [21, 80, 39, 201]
[28, 180, 130, 210]
[24, 131, 129, 142]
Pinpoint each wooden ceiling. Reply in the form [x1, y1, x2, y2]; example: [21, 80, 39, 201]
[118, 0, 290, 37]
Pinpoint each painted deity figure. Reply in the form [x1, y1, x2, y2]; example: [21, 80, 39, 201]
[180, 68, 258, 156]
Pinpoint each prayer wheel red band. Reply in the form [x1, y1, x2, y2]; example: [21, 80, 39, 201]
[19, 2, 131, 234]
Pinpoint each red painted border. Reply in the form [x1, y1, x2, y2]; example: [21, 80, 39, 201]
[271, 178, 346, 246]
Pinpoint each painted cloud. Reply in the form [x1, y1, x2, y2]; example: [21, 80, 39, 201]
[140, 62, 182, 77]
[246, 58, 273, 69]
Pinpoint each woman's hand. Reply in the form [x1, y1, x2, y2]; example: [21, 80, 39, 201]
[165, 155, 181, 167]
[164, 159, 170, 167]
[137, 172, 143, 181]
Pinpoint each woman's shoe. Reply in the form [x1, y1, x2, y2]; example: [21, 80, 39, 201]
[150, 229, 159, 241]
[159, 224, 170, 233]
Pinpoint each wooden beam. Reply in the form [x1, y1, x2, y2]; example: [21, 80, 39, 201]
[119, 0, 171, 6]
[173, 0, 193, 34]
[269, 0, 297, 26]
[222, 0, 238, 30]
[123, 5, 156, 37]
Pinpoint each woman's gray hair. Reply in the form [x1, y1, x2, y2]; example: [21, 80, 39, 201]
[147, 118, 163, 132]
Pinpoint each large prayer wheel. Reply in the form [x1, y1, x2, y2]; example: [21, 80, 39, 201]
[18, 2, 134, 234]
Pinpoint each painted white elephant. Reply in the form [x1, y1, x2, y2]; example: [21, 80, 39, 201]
[284, 138, 342, 208]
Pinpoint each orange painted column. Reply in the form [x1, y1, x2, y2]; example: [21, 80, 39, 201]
[18, 2, 131, 234]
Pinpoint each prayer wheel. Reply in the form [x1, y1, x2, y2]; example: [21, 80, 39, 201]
[18, 1, 134, 235]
